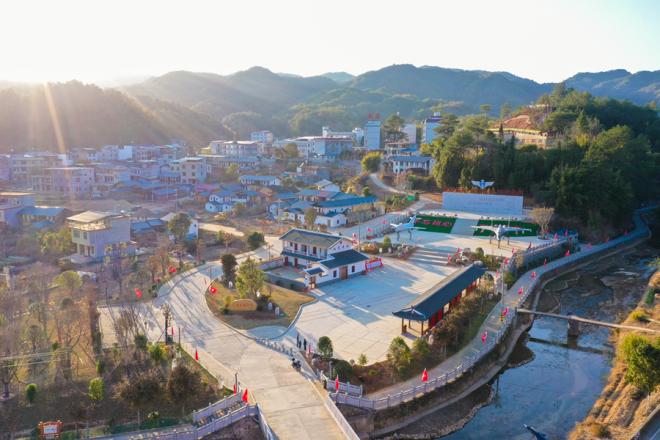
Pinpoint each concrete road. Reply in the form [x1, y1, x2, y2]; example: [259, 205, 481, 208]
[101, 244, 345, 439]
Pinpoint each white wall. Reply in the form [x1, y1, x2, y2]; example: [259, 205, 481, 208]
[442, 192, 523, 216]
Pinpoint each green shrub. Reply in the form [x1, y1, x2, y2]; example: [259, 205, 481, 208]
[630, 310, 649, 322]
[318, 336, 334, 359]
[357, 353, 368, 366]
[618, 334, 660, 393]
[382, 236, 392, 250]
[412, 338, 430, 359]
[334, 360, 353, 381]
[25, 383, 37, 404]
[89, 377, 104, 402]
[387, 337, 412, 375]
[646, 288, 656, 305]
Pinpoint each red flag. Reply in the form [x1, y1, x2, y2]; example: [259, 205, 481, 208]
[531, 271, 536, 279]
[134, 288, 142, 298]
[421, 368, 428, 383]
[565, 249, 570, 257]
[481, 331, 488, 344]
[194, 349, 199, 361]
[518, 287, 523, 295]
[335, 375, 340, 392]
[503, 306, 509, 317]
[168, 266, 176, 274]
[543, 258, 547, 266]
[233, 383, 237, 394]
[242, 388, 248, 403]
[209, 286, 217, 294]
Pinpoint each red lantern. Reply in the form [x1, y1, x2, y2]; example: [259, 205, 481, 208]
[134, 289, 142, 298]
[194, 349, 199, 361]
[209, 286, 217, 295]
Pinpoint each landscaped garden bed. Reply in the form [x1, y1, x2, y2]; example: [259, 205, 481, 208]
[205, 281, 314, 330]
[413, 215, 457, 233]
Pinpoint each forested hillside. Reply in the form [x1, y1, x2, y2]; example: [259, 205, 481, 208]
[0, 81, 229, 152]
[422, 86, 660, 237]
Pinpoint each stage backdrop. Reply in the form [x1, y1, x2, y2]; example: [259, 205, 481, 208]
[442, 192, 523, 216]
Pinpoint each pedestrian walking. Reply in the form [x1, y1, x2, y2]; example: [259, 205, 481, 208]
[303, 339, 307, 351]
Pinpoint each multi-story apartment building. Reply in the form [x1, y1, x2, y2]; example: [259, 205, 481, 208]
[169, 157, 207, 184]
[67, 211, 131, 260]
[10, 152, 64, 187]
[0, 155, 10, 182]
[208, 140, 259, 157]
[239, 175, 281, 187]
[201, 155, 261, 178]
[422, 113, 442, 144]
[385, 155, 434, 175]
[403, 123, 417, 144]
[250, 130, 274, 144]
[133, 145, 162, 161]
[364, 118, 382, 150]
[0, 191, 36, 228]
[94, 164, 131, 193]
[274, 136, 353, 158]
[31, 167, 95, 198]
[128, 160, 161, 181]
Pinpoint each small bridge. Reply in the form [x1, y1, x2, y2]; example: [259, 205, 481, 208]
[517, 308, 660, 336]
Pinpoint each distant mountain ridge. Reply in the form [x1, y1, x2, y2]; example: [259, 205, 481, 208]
[1, 65, 658, 151]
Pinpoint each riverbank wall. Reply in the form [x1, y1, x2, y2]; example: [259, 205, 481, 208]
[353, 212, 652, 438]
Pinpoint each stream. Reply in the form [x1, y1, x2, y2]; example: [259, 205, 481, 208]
[433, 246, 656, 439]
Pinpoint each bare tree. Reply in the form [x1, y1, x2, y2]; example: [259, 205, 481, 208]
[53, 297, 85, 381]
[530, 207, 555, 237]
[0, 286, 23, 398]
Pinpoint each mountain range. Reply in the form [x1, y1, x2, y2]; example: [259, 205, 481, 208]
[0, 65, 658, 152]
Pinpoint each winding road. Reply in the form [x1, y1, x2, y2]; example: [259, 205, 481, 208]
[102, 244, 346, 439]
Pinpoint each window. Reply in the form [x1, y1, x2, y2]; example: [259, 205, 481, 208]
[312, 246, 316, 255]
[351, 265, 355, 273]
[333, 270, 337, 278]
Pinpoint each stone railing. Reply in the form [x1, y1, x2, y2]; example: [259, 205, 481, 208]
[333, 209, 650, 410]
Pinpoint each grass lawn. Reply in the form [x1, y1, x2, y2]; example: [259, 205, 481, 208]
[205, 282, 314, 330]
[414, 214, 457, 233]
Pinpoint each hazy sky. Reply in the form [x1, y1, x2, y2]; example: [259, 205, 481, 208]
[2, 0, 659, 84]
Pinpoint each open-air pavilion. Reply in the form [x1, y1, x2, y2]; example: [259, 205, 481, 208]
[393, 261, 488, 336]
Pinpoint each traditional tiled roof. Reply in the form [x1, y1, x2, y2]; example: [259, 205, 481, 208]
[279, 228, 343, 248]
[281, 250, 324, 262]
[319, 249, 369, 270]
[393, 262, 486, 321]
[316, 196, 376, 208]
[388, 155, 432, 163]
